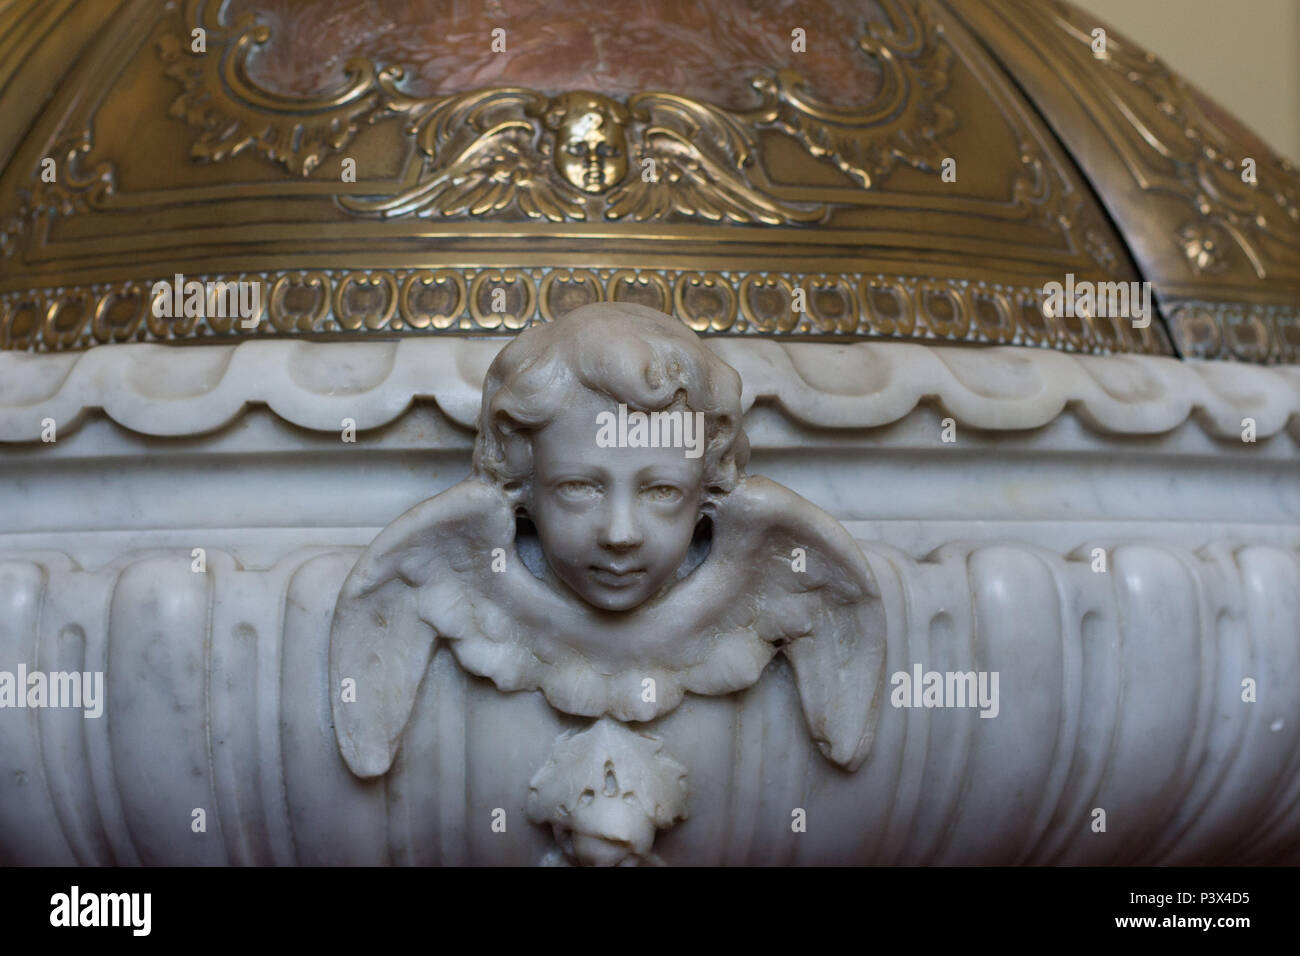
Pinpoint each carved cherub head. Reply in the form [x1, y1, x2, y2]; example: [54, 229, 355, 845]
[543, 92, 631, 193]
[331, 303, 885, 787]
[473, 302, 749, 611]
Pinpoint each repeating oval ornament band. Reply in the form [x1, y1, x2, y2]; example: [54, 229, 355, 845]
[1, 269, 1187, 356]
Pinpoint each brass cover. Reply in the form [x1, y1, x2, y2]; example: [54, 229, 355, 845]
[0, 0, 1294, 359]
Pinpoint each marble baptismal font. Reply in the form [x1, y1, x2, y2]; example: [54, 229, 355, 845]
[0, 0, 1297, 866]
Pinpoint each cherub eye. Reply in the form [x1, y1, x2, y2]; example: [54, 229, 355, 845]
[554, 479, 600, 499]
[642, 484, 683, 503]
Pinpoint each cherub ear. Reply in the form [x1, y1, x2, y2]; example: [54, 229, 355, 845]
[721, 477, 889, 772]
[494, 412, 534, 478]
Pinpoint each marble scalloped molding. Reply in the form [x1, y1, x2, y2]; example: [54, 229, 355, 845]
[2, 538, 1297, 865]
[0, 340, 1298, 443]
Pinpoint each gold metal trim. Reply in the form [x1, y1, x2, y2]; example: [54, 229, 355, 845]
[0, 267, 1178, 356]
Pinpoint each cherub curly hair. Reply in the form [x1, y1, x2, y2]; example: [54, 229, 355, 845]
[473, 302, 750, 511]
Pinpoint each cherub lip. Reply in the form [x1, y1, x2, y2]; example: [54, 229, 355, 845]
[589, 565, 645, 584]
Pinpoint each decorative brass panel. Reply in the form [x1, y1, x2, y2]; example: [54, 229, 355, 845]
[0, 0, 1170, 354]
[946, 0, 1300, 362]
[0, 267, 1174, 353]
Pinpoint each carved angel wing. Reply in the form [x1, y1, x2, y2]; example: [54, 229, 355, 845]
[607, 94, 823, 226]
[329, 480, 513, 778]
[339, 88, 585, 222]
[705, 475, 887, 771]
[340, 126, 584, 221]
[330, 474, 887, 778]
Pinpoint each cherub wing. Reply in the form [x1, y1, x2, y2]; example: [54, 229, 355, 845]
[329, 480, 514, 778]
[339, 88, 585, 222]
[329, 473, 887, 777]
[705, 476, 887, 771]
[340, 125, 584, 221]
[606, 94, 823, 226]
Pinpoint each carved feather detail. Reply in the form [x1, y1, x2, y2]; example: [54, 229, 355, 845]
[341, 125, 586, 222]
[606, 94, 823, 226]
[329, 475, 887, 778]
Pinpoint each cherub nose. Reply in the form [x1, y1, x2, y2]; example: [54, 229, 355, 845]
[599, 498, 643, 550]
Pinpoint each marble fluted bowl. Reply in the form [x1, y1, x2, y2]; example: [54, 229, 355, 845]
[1, 338, 1298, 865]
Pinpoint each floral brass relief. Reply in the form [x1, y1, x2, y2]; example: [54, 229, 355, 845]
[162, 0, 953, 226]
[952, 0, 1300, 361]
[1031, 0, 1300, 282]
[5, 0, 1263, 358]
[340, 86, 827, 225]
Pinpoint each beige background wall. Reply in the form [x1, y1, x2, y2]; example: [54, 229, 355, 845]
[1077, 0, 1300, 162]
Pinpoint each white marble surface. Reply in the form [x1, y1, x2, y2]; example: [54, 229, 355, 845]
[1, 537, 1297, 864]
[1, 338, 1298, 442]
[0, 339, 1297, 864]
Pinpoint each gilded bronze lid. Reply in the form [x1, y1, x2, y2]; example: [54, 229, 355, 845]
[0, 0, 1295, 359]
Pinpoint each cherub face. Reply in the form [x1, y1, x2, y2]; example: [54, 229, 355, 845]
[527, 389, 705, 612]
[550, 97, 628, 193]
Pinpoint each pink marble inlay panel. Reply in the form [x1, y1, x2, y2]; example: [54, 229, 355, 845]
[227, 0, 885, 109]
